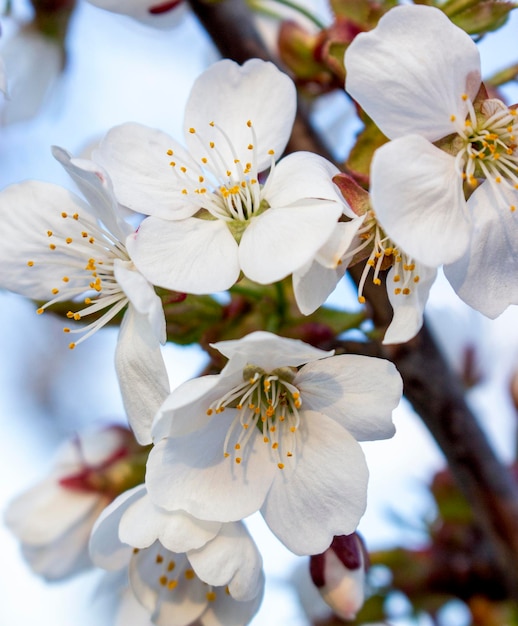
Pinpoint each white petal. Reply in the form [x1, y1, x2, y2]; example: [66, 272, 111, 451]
[115, 588, 154, 626]
[130, 546, 207, 626]
[293, 260, 347, 316]
[239, 201, 342, 283]
[127, 216, 240, 293]
[345, 4, 481, 141]
[383, 264, 437, 344]
[296, 355, 402, 441]
[152, 373, 242, 441]
[87, 0, 185, 29]
[266, 151, 344, 207]
[119, 489, 221, 553]
[115, 307, 169, 445]
[5, 478, 100, 545]
[0, 55, 7, 95]
[261, 412, 369, 555]
[146, 413, 276, 522]
[89, 486, 144, 570]
[52, 146, 130, 240]
[0, 181, 93, 299]
[188, 522, 262, 601]
[371, 135, 470, 266]
[444, 183, 518, 317]
[95, 123, 199, 219]
[114, 260, 166, 343]
[200, 576, 264, 626]
[184, 59, 296, 173]
[211, 331, 333, 369]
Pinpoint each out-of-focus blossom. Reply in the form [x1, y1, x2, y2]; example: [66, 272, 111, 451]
[344, 5, 518, 322]
[95, 58, 347, 294]
[0, 25, 64, 125]
[0, 147, 169, 444]
[310, 533, 367, 620]
[86, 0, 186, 28]
[147, 331, 402, 555]
[5, 426, 146, 581]
[90, 484, 264, 626]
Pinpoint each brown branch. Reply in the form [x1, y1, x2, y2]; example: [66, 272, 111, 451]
[188, 0, 518, 597]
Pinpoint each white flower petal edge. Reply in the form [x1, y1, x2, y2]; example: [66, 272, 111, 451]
[444, 182, 518, 317]
[184, 59, 296, 174]
[344, 4, 481, 142]
[370, 135, 470, 267]
[383, 263, 437, 344]
[86, 0, 185, 29]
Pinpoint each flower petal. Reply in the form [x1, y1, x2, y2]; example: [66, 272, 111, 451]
[345, 4, 481, 141]
[296, 355, 401, 441]
[146, 413, 276, 522]
[0, 180, 93, 299]
[184, 59, 296, 174]
[383, 264, 437, 344]
[261, 411, 369, 555]
[119, 489, 221, 553]
[239, 201, 342, 283]
[211, 331, 333, 369]
[444, 182, 518, 317]
[127, 216, 240, 293]
[89, 486, 144, 570]
[293, 259, 347, 315]
[371, 135, 470, 266]
[115, 306, 169, 445]
[265, 151, 344, 207]
[52, 146, 130, 240]
[188, 522, 262, 601]
[95, 122, 199, 219]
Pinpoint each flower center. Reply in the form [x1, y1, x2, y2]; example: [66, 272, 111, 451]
[453, 95, 518, 212]
[206, 365, 302, 470]
[344, 211, 420, 303]
[27, 210, 130, 349]
[166, 119, 275, 240]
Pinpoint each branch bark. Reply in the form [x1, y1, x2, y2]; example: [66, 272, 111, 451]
[188, 0, 518, 597]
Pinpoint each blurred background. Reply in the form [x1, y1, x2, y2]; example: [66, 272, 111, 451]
[1, 1, 518, 624]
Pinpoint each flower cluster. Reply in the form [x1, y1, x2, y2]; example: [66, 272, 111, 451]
[4, 6, 516, 619]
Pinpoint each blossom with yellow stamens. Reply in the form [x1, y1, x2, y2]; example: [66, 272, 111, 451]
[0, 147, 169, 445]
[344, 4, 518, 281]
[147, 331, 402, 555]
[90, 484, 264, 626]
[95, 58, 347, 294]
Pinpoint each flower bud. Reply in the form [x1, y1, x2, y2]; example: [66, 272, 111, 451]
[309, 533, 367, 620]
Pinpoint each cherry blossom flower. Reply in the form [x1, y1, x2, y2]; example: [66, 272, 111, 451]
[0, 147, 168, 444]
[344, 4, 518, 275]
[309, 534, 367, 621]
[86, 0, 185, 29]
[90, 484, 264, 626]
[293, 176, 437, 344]
[5, 426, 144, 581]
[95, 59, 346, 294]
[147, 331, 402, 555]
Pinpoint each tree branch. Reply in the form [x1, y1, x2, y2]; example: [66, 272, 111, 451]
[188, 0, 518, 597]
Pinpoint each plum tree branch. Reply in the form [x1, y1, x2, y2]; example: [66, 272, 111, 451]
[188, 0, 518, 597]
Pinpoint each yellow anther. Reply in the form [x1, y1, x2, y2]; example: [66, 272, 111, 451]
[72, 213, 79, 220]
[84, 297, 92, 304]
[290, 426, 296, 433]
[61, 212, 68, 218]
[81, 231, 88, 238]
[52, 288, 59, 295]
[47, 230, 53, 237]
[358, 295, 366, 304]
[234, 443, 241, 450]
[206, 591, 217, 602]
[495, 177, 502, 183]
[65, 237, 73, 244]
[159, 575, 168, 586]
[36, 308, 44, 315]
[185, 569, 195, 579]
[49, 244, 56, 250]
[202, 157, 208, 164]
[235, 457, 242, 464]
[27, 261, 34, 267]
[209, 142, 215, 149]
[373, 278, 381, 286]
[278, 463, 285, 469]
[268, 149, 275, 155]
[511, 205, 517, 213]
[450, 115, 456, 122]
[414, 276, 420, 283]
[170, 161, 176, 167]
[182, 189, 188, 195]
[287, 451, 293, 457]
[168, 580, 178, 590]
[402, 288, 411, 295]
[209, 121, 215, 127]
[462, 93, 468, 101]
[62, 276, 69, 283]
[224, 452, 230, 458]
[272, 442, 279, 449]
[247, 120, 252, 128]
[63, 328, 70, 333]
[180, 166, 187, 173]
[156, 554, 164, 564]
[189, 127, 196, 134]
[69, 342, 76, 350]
[167, 149, 173, 156]
[394, 288, 402, 295]
[248, 144, 253, 150]
[263, 437, 269, 443]
[66, 311, 74, 318]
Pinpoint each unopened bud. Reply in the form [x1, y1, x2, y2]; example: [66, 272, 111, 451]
[309, 533, 367, 620]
